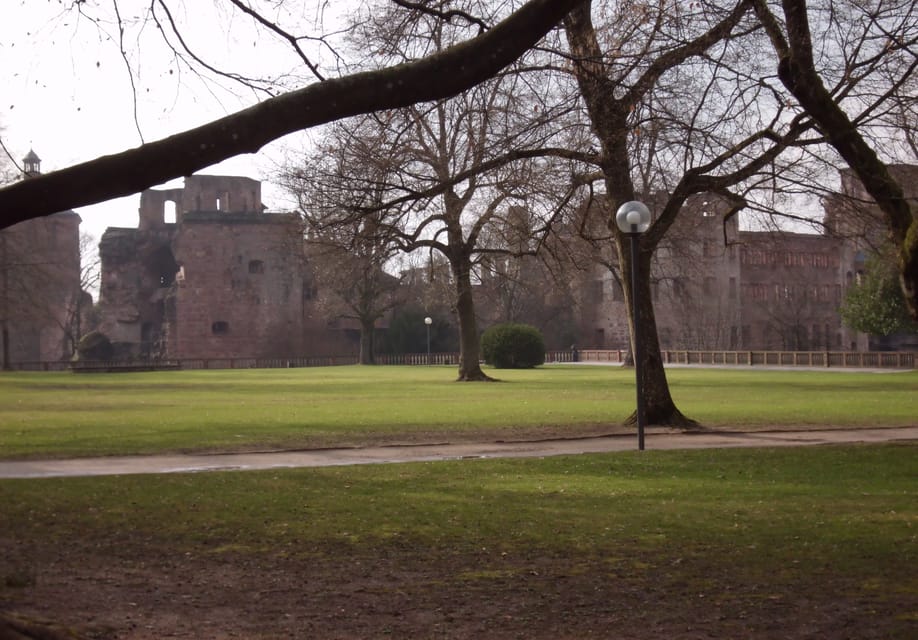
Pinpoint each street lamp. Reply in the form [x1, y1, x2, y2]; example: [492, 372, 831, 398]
[615, 200, 651, 451]
[424, 316, 433, 366]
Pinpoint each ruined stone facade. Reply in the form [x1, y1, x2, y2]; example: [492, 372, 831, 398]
[99, 175, 314, 360]
[0, 151, 83, 366]
[574, 167, 918, 352]
[825, 164, 918, 350]
[92, 168, 915, 363]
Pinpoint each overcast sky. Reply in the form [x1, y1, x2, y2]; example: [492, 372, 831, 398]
[2, 1, 836, 243]
[0, 2, 339, 241]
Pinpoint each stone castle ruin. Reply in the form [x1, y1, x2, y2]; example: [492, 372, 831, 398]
[1, 151, 84, 368]
[5, 157, 915, 368]
[97, 175, 334, 361]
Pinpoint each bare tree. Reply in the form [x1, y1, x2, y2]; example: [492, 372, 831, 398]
[305, 239, 403, 365]
[561, 0, 821, 426]
[283, 118, 406, 365]
[0, 0, 584, 228]
[750, 0, 918, 319]
[284, 1, 585, 381]
[58, 232, 101, 358]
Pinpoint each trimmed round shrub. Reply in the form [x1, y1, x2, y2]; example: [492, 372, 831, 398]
[480, 323, 545, 369]
[76, 331, 114, 362]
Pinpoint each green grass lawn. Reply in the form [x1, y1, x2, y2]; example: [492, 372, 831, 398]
[1, 365, 916, 459]
[1, 365, 916, 636]
[1, 444, 915, 637]
[3, 444, 914, 566]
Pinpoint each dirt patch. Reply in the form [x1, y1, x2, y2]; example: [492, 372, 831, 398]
[2, 537, 913, 639]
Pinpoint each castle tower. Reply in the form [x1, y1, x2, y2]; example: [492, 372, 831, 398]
[22, 149, 41, 178]
[1, 150, 83, 367]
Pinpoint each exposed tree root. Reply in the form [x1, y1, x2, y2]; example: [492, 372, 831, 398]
[455, 370, 497, 382]
[623, 408, 704, 431]
[0, 612, 90, 640]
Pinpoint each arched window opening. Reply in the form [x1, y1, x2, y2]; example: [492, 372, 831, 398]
[164, 200, 177, 224]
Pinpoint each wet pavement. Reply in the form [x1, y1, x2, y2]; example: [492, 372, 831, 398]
[1, 426, 916, 479]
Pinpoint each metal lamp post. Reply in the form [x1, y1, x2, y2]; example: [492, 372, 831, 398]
[615, 201, 651, 450]
[424, 316, 432, 366]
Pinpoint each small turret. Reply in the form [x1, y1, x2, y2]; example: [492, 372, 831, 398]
[22, 149, 41, 178]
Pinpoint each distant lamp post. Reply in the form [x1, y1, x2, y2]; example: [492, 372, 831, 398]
[424, 316, 433, 366]
[615, 201, 651, 451]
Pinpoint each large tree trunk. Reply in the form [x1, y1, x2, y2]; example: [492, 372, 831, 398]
[1, 326, 9, 371]
[452, 256, 493, 382]
[0, 611, 88, 639]
[620, 237, 699, 428]
[564, 1, 696, 428]
[358, 318, 376, 365]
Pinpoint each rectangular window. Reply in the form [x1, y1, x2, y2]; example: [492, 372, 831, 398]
[673, 278, 687, 299]
[591, 280, 604, 301]
[703, 277, 716, 296]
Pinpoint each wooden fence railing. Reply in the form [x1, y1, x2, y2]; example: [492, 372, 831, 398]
[3, 350, 915, 372]
[577, 349, 916, 369]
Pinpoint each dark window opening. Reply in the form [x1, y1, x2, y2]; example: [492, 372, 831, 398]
[248, 259, 265, 274]
[141, 322, 158, 358]
[145, 244, 179, 289]
[212, 321, 229, 335]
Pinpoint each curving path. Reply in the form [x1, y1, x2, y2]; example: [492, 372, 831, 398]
[1, 426, 916, 479]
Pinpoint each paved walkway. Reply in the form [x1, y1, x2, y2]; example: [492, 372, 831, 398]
[1, 426, 915, 479]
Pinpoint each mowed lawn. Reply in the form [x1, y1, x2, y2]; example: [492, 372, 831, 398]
[1, 365, 916, 637]
[0, 444, 915, 637]
[0, 365, 916, 459]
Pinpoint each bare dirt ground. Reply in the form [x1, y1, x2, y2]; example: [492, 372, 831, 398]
[2, 537, 914, 640]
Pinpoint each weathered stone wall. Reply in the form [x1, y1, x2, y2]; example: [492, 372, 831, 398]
[171, 212, 304, 359]
[736, 231, 845, 350]
[0, 211, 82, 364]
[651, 195, 742, 350]
[570, 179, 902, 352]
[97, 175, 318, 361]
[98, 227, 178, 356]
